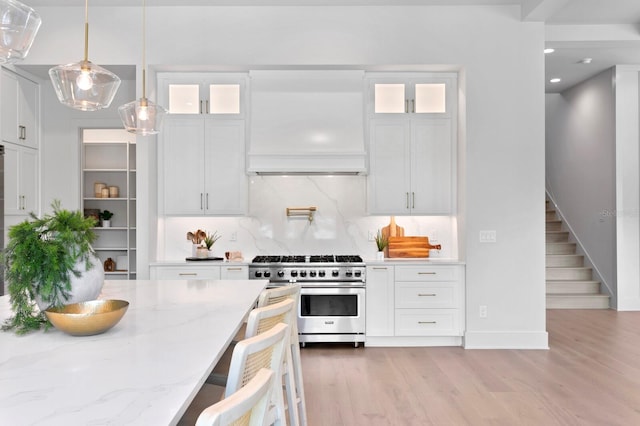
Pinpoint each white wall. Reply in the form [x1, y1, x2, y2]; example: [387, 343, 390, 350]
[24, 4, 547, 348]
[545, 69, 616, 302]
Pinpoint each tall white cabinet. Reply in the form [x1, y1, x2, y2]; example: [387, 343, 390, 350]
[366, 73, 457, 215]
[1, 69, 39, 149]
[157, 72, 248, 216]
[81, 129, 137, 280]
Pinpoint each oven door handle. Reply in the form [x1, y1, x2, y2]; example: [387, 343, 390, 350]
[300, 283, 365, 289]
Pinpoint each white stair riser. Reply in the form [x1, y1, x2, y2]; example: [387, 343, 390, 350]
[546, 255, 584, 267]
[546, 221, 562, 231]
[546, 243, 576, 254]
[546, 295, 610, 309]
[546, 281, 600, 294]
[546, 268, 592, 281]
[546, 232, 569, 242]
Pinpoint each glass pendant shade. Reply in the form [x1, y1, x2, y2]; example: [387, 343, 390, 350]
[49, 60, 121, 111]
[0, 0, 42, 63]
[118, 97, 167, 135]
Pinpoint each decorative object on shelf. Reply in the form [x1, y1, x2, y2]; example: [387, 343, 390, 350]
[44, 299, 129, 336]
[118, 0, 167, 135]
[103, 257, 115, 272]
[0, 0, 42, 64]
[1, 201, 104, 334]
[187, 229, 207, 257]
[83, 208, 100, 223]
[48, 0, 121, 111]
[100, 209, 113, 227]
[116, 255, 128, 271]
[108, 185, 119, 198]
[374, 229, 388, 260]
[286, 206, 317, 222]
[196, 246, 209, 259]
[94, 182, 106, 197]
[225, 251, 244, 262]
[101, 187, 109, 198]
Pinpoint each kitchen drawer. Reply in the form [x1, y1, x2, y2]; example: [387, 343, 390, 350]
[220, 265, 248, 280]
[153, 266, 221, 280]
[395, 309, 461, 336]
[394, 266, 458, 282]
[395, 282, 457, 309]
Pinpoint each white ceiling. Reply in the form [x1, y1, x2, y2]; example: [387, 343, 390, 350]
[23, 0, 640, 93]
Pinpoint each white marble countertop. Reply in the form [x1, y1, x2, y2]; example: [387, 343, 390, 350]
[150, 260, 249, 266]
[0, 279, 267, 426]
[364, 258, 465, 265]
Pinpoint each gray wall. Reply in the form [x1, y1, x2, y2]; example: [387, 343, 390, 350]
[545, 68, 616, 300]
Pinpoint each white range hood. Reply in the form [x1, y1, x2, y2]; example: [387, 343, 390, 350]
[247, 70, 366, 175]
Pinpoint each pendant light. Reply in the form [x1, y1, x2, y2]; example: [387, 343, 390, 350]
[118, 0, 166, 135]
[0, 0, 41, 63]
[48, 0, 121, 112]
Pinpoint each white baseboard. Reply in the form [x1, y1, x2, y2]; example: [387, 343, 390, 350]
[464, 331, 549, 349]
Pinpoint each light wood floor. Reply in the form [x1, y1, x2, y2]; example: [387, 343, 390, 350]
[301, 310, 640, 425]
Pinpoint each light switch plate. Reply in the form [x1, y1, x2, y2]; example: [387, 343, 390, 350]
[479, 230, 497, 243]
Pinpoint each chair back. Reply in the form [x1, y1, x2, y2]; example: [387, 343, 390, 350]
[257, 284, 300, 308]
[196, 368, 274, 426]
[245, 298, 295, 338]
[225, 322, 289, 397]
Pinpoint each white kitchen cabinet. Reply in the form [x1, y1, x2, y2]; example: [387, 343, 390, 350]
[149, 264, 248, 280]
[365, 262, 465, 347]
[157, 72, 247, 118]
[365, 265, 395, 337]
[4, 142, 38, 215]
[81, 129, 137, 280]
[161, 118, 247, 216]
[366, 73, 456, 216]
[394, 265, 464, 338]
[1, 69, 39, 149]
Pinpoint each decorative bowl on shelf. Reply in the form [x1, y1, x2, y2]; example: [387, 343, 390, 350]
[44, 300, 129, 336]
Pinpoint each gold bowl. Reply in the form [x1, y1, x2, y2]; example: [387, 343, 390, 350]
[44, 300, 129, 336]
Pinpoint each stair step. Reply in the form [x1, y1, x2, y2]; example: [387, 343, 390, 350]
[546, 280, 600, 294]
[546, 231, 569, 242]
[546, 267, 592, 281]
[546, 210, 557, 220]
[546, 294, 610, 309]
[545, 220, 562, 231]
[546, 242, 576, 254]
[546, 254, 584, 267]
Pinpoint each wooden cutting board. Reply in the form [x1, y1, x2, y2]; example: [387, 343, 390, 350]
[388, 236, 442, 258]
[381, 216, 404, 257]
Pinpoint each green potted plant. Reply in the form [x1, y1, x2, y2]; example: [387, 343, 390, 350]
[203, 231, 221, 256]
[1, 201, 104, 334]
[374, 229, 388, 260]
[100, 210, 113, 227]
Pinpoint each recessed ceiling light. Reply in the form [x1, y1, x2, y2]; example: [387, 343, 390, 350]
[544, 48, 555, 54]
[550, 78, 561, 83]
[579, 58, 593, 64]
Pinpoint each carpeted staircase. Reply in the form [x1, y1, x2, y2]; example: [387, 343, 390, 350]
[546, 200, 610, 309]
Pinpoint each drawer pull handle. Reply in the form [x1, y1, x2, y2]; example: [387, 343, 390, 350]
[179, 273, 198, 276]
[372, 267, 388, 270]
[418, 272, 436, 275]
[418, 293, 436, 297]
[418, 321, 437, 324]
[226, 267, 243, 271]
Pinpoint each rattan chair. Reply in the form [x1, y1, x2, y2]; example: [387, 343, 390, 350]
[195, 368, 274, 426]
[258, 285, 307, 426]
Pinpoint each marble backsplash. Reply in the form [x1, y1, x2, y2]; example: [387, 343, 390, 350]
[158, 175, 458, 261]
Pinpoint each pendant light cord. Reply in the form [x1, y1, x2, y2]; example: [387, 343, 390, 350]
[142, 0, 147, 100]
[83, 0, 89, 63]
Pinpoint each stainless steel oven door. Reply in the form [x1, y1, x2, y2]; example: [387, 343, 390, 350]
[297, 286, 365, 345]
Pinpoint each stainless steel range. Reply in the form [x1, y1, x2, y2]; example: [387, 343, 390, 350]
[249, 255, 366, 347]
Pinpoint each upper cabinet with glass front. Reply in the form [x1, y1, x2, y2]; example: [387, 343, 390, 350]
[366, 73, 455, 118]
[157, 72, 248, 118]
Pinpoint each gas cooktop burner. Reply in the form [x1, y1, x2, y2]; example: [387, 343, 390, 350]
[251, 255, 363, 264]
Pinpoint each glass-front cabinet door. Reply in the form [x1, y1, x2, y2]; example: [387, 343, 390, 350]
[367, 73, 454, 117]
[158, 73, 247, 117]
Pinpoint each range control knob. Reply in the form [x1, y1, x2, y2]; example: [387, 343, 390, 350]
[277, 270, 285, 278]
[345, 271, 353, 277]
[300, 270, 307, 277]
[291, 270, 298, 277]
[318, 270, 326, 277]
[264, 271, 271, 278]
[354, 270, 362, 277]
[255, 271, 263, 278]
[332, 270, 339, 277]
[310, 270, 317, 277]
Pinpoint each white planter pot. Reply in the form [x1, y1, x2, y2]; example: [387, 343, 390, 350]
[36, 253, 105, 311]
[102, 220, 111, 228]
[376, 251, 385, 260]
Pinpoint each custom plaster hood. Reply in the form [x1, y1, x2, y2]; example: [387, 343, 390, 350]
[247, 70, 366, 174]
